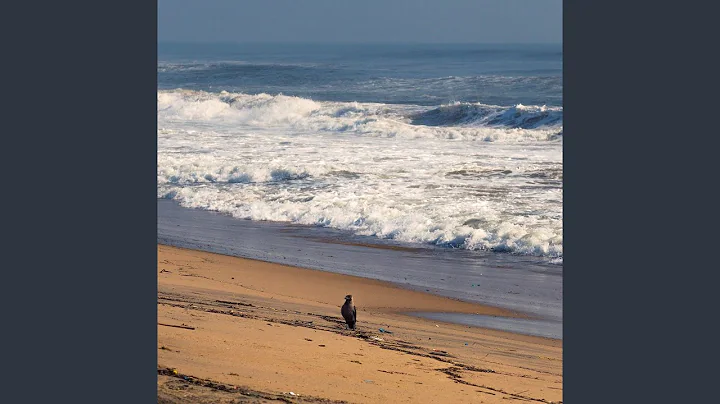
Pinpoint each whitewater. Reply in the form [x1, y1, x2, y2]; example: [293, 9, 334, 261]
[158, 88, 562, 260]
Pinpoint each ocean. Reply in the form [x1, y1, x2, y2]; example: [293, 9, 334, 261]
[157, 42, 563, 262]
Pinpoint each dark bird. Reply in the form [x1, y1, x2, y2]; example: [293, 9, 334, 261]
[341, 294, 357, 330]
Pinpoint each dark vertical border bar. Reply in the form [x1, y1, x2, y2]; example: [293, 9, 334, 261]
[565, 0, 714, 402]
[5, 1, 158, 402]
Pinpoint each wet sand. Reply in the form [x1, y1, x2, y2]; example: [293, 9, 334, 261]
[157, 245, 562, 404]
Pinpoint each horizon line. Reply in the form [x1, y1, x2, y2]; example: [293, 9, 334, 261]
[158, 40, 562, 46]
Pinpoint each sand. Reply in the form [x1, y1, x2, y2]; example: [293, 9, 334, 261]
[157, 244, 562, 403]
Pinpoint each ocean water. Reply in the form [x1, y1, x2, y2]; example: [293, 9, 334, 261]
[158, 43, 563, 262]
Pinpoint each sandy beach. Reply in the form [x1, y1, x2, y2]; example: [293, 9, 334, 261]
[157, 244, 562, 403]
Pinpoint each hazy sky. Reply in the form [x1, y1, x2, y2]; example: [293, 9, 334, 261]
[158, 0, 562, 44]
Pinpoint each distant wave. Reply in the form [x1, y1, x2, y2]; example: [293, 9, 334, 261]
[159, 66, 562, 108]
[158, 89, 563, 142]
[409, 102, 563, 129]
[157, 60, 320, 73]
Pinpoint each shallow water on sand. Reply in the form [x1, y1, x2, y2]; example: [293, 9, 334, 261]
[410, 312, 562, 340]
[158, 200, 562, 339]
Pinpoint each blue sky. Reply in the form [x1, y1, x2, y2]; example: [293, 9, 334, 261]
[158, 0, 562, 44]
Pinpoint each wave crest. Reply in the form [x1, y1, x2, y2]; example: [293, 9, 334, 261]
[158, 90, 320, 124]
[409, 102, 562, 129]
[158, 89, 562, 142]
[158, 185, 563, 258]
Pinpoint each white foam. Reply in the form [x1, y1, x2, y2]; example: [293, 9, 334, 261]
[158, 90, 321, 124]
[158, 89, 563, 258]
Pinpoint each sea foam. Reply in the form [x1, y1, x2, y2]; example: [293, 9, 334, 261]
[158, 89, 563, 259]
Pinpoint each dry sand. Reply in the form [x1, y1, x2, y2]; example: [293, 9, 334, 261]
[157, 244, 562, 403]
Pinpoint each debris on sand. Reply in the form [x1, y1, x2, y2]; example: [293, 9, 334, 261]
[158, 322, 196, 330]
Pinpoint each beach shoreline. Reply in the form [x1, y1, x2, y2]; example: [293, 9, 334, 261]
[158, 200, 563, 330]
[157, 244, 562, 403]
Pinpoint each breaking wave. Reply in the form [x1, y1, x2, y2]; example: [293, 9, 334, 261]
[409, 102, 563, 129]
[158, 89, 562, 142]
[157, 184, 563, 259]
